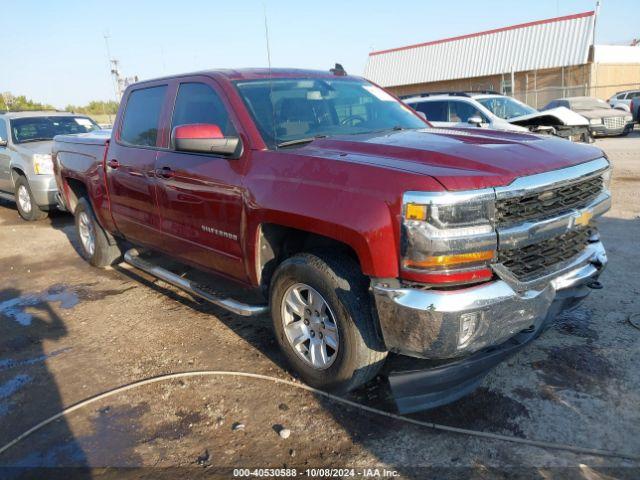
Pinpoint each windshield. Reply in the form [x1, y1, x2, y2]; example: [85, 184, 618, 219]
[569, 98, 611, 111]
[235, 78, 426, 148]
[10, 116, 99, 144]
[476, 96, 537, 119]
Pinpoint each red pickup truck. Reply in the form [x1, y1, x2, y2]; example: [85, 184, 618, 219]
[53, 69, 611, 412]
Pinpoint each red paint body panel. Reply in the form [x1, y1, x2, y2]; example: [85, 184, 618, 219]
[174, 123, 224, 139]
[53, 69, 605, 288]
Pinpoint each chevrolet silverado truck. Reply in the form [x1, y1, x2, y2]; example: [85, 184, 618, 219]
[53, 69, 611, 412]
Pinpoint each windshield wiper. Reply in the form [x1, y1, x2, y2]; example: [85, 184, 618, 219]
[276, 135, 327, 148]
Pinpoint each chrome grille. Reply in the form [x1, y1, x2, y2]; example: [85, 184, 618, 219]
[603, 116, 624, 129]
[498, 228, 591, 282]
[496, 175, 603, 226]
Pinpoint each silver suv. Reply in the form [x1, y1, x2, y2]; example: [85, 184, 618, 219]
[0, 111, 99, 220]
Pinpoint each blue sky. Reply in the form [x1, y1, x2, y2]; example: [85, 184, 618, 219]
[1, 0, 636, 108]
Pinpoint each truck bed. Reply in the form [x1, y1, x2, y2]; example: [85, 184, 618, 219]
[53, 129, 112, 221]
[54, 130, 111, 174]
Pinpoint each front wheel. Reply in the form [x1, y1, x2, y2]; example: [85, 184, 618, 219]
[15, 176, 48, 221]
[270, 252, 387, 393]
[74, 197, 122, 267]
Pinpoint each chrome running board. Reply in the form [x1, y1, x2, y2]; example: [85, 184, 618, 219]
[123, 249, 269, 317]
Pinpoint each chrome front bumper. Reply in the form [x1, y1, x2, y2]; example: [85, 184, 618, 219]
[373, 240, 606, 358]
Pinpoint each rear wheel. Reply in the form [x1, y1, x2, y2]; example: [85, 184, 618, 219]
[75, 197, 122, 267]
[270, 252, 387, 393]
[15, 176, 48, 221]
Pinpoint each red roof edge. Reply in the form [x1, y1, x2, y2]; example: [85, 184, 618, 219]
[369, 10, 595, 56]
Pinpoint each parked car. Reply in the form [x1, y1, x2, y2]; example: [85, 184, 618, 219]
[0, 111, 100, 220]
[544, 97, 635, 137]
[403, 91, 591, 142]
[53, 69, 610, 412]
[606, 89, 640, 112]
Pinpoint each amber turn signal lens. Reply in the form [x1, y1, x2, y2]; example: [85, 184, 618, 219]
[406, 203, 428, 221]
[404, 250, 495, 269]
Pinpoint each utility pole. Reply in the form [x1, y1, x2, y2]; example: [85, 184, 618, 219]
[103, 34, 139, 102]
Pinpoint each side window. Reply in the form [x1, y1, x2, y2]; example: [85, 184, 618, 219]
[619, 93, 628, 99]
[413, 101, 447, 122]
[628, 92, 640, 99]
[448, 101, 483, 123]
[120, 85, 167, 147]
[172, 82, 236, 136]
[0, 119, 7, 143]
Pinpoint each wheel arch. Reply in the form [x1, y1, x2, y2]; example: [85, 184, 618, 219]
[256, 223, 364, 295]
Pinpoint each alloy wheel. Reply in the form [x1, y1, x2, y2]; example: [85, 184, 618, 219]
[281, 283, 339, 370]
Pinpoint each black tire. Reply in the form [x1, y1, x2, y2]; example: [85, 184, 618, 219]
[14, 176, 48, 221]
[581, 132, 595, 144]
[74, 197, 122, 267]
[270, 252, 387, 393]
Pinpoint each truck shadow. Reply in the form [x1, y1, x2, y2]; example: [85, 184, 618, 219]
[0, 287, 91, 479]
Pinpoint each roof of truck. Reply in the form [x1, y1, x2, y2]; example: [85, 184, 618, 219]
[131, 68, 358, 86]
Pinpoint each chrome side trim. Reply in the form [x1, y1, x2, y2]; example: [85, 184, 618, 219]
[124, 249, 269, 317]
[494, 157, 609, 199]
[497, 191, 611, 250]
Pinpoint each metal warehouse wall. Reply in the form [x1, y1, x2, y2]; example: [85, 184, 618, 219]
[365, 12, 595, 88]
[591, 63, 640, 100]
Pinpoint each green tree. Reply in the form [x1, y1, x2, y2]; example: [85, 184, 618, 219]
[1, 92, 54, 111]
[65, 100, 119, 115]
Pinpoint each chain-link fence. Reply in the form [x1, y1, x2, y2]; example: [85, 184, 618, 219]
[513, 82, 640, 110]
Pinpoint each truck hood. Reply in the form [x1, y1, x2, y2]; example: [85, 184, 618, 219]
[571, 108, 628, 120]
[507, 107, 589, 127]
[13, 140, 54, 156]
[302, 128, 604, 191]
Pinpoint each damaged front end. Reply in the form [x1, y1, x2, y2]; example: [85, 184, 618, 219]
[373, 158, 611, 413]
[508, 107, 591, 142]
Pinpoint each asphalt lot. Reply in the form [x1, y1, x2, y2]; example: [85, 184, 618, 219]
[0, 131, 639, 479]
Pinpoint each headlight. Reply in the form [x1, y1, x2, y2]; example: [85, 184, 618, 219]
[33, 153, 54, 175]
[624, 115, 633, 122]
[402, 190, 497, 285]
[589, 118, 602, 125]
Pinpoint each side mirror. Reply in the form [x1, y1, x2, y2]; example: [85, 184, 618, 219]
[467, 116, 483, 127]
[0, 138, 7, 147]
[172, 124, 241, 157]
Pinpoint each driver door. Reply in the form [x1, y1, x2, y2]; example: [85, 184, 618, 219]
[448, 101, 487, 128]
[154, 78, 248, 281]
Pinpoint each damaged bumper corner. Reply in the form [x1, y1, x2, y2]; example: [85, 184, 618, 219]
[373, 240, 607, 413]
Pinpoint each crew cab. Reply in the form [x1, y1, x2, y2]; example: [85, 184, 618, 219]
[53, 69, 611, 411]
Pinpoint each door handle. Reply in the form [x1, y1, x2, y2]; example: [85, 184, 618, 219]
[107, 159, 120, 169]
[155, 166, 175, 179]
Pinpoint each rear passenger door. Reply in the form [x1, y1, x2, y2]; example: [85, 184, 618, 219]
[106, 83, 169, 247]
[153, 78, 248, 281]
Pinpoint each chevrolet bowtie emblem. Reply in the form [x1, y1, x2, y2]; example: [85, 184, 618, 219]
[574, 210, 593, 227]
